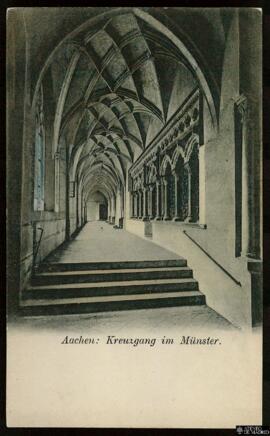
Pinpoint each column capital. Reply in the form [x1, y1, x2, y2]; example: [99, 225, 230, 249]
[235, 94, 248, 123]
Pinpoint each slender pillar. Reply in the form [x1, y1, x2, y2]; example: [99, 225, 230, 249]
[239, 10, 262, 260]
[155, 180, 161, 220]
[135, 192, 139, 218]
[138, 191, 142, 218]
[129, 192, 133, 218]
[186, 170, 192, 222]
[111, 195, 115, 224]
[65, 147, 70, 240]
[199, 145, 206, 224]
[54, 151, 60, 212]
[149, 186, 154, 219]
[237, 95, 258, 258]
[163, 179, 170, 220]
[160, 181, 164, 218]
[107, 199, 111, 223]
[173, 171, 181, 221]
[133, 192, 137, 218]
[142, 187, 148, 221]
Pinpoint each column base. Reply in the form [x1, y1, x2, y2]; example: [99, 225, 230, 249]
[142, 216, 149, 221]
[163, 216, 171, 221]
[155, 216, 162, 221]
[173, 216, 181, 222]
[241, 251, 260, 260]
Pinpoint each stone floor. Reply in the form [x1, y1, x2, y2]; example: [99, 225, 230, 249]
[48, 221, 183, 263]
[11, 304, 236, 333]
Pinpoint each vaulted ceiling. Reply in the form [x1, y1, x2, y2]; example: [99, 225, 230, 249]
[36, 8, 224, 202]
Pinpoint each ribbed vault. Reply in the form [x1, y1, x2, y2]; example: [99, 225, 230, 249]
[36, 8, 217, 208]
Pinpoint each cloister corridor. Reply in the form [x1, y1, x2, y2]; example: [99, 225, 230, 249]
[7, 8, 262, 330]
[47, 221, 183, 263]
[6, 8, 264, 430]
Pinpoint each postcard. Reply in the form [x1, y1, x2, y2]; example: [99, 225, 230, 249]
[6, 7, 262, 428]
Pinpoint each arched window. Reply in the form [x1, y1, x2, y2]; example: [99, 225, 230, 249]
[34, 88, 45, 211]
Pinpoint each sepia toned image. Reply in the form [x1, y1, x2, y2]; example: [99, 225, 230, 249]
[6, 7, 262, 428]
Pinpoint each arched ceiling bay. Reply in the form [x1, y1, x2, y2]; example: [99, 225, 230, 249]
[38, 8, 218, 201]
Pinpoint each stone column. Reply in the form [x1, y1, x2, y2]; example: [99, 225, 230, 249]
[149, 186, 154, 219]
[129, 191, 133, 218]
[133, 192, 137, 218]
[142, 187, 148, 221]
[138, 191, 142, 219]
[111, 195, 115, 224]
[155, 180, 161, 220]
[132, 192, 135, 218]
[163, 179, 170, 220]
[54, 151, 60, 212]
[239, 10, 262, 260]
[136, 192, 139, 218]
[173, 171, 181, 221]
[160, 180, 164, 218]
[237, 95, 258, 259]
[186, 170, 192, 222]
[199, 145, 206, 224]
[129, 191, 135, 218]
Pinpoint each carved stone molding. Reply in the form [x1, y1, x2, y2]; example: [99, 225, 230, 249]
[129, 87, 201, 178]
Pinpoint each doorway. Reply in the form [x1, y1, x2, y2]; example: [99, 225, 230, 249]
[99, 203, 108, 220]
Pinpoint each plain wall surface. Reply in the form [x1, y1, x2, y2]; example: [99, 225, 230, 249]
[87, 201, 100, 221]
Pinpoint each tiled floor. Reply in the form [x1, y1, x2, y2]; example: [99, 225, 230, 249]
[48, 221, 183, 263]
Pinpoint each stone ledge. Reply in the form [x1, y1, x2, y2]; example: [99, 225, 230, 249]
[129, 218, 207, 229]
[150, 220, 207, 230]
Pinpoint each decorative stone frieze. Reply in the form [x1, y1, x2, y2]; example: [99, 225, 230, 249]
[129, 88, 201, 223]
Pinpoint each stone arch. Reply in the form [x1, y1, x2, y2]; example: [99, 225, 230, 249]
[184, 134, 200, 163]
[133, 176, 142, 191]
[133, 179, 139, 191]
[160, 154, 173, 177]
[172, 146, 185, 170]
[148, 164, 157, 184]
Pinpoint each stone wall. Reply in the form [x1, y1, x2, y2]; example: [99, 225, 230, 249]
[126, 11, 262, 328]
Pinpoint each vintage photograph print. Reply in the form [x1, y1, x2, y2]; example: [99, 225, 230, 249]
[6, 7, 263, 428]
